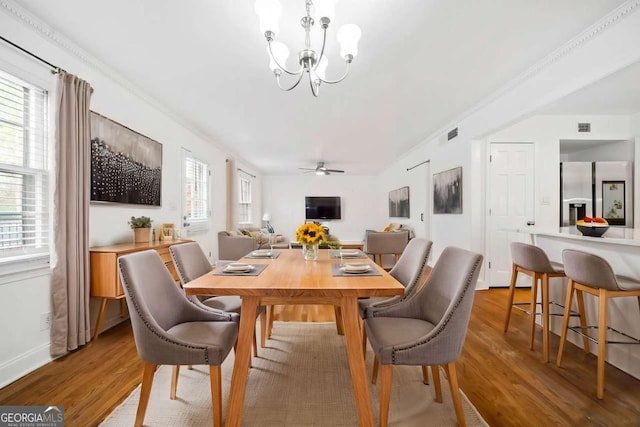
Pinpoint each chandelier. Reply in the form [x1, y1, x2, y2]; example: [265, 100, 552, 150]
[254, 0, 361, 97]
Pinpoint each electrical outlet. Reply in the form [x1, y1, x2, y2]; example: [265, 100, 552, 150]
[40, 312, 51, 331]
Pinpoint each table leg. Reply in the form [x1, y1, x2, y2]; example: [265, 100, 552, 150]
[225, 296, 259, 427]
[93, 298, 108, 341]
[341, 296, 375, 427]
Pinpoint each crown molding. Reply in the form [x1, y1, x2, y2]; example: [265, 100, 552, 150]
[0, 0, 263, 173]
[408, 0, 640, 153]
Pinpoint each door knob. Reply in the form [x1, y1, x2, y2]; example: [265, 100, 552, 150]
[526, 221, 535, 226]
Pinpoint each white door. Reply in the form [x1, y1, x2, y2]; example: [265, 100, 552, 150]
[486, 143, 535, 287]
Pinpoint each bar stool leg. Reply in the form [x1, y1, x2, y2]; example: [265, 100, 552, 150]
[504, 264, 518, 332]
[529, 273, 539, 350]
[542, 273, 550, 363]
[596, 289, 608, 399]
[575, 289, 591, 354]
[556, 279, 575, 367]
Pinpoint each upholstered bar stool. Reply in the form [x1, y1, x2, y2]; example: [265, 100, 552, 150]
[504, 242, 574, 362]
[556, 249, 640, 399]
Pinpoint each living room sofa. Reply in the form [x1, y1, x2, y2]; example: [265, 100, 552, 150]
[218, 227, 286, 260]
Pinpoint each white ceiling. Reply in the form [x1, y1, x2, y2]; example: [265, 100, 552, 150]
[12, 0, 628, 175]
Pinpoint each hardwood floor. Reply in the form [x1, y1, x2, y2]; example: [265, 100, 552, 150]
[1, 289, 639, 426]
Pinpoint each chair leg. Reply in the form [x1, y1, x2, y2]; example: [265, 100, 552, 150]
[170, 365, 180, 400]
[575, 289, 591, 353]
[187, 365, 193, 370]
[252, 330, 258, 358]
[372, 356, 379, 384]
[260, 311, 267, 348]
[556, 280, 575, 367]
[421, 365, 430, 385]
[361, 322, 367, 359]
[542, 274, 550, 363]
[379, 364, 393, 427]
[445, 362, 467, 427]
[596, 289, 607, 400]
[432, 365, 443, 403]
[529, 274, 539, 350]
[135, 362, 156, 427]
[209, 365, 222, 427]
[503, 264, 518, 332]
[267, 305, 275, 338]
[334, 306, 344, 335]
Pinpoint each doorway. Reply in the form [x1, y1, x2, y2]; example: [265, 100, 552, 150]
[486, 142, 535, 287]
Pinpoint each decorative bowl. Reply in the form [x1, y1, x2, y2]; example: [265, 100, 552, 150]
[576, 224, 609, 237]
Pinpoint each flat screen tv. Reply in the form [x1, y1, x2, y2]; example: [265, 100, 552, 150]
[305, 196, 341, 220]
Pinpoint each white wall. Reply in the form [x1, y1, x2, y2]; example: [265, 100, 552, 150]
[561, 139, 635, 162]
[0, 7, 259, 387]
[262, 175, 383, 243]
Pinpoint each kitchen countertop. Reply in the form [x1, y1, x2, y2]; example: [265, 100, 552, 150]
[503, 226, 640, 247]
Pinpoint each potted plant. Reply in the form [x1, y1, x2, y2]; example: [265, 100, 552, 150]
[129, 216, 153, 243]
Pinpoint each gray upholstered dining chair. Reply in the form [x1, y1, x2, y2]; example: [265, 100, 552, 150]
[170, 242, 267, 357]
[359, 238, 432, 356]
[118, 250, 239, 427]
[365, 246, 483, 427]
[364, 229, 410, 268]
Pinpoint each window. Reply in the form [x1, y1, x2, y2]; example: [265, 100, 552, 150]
[238, 176, 251, 224]
[0, 70, 49, 263]
[183, 153, 209, 232]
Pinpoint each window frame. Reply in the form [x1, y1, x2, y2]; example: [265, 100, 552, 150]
[0, 66, 51, 275]
[238, 175, 252, 225]
[181, 149, 210, 234]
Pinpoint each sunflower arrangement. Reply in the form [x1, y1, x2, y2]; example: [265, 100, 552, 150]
[296, 222, 326, 246]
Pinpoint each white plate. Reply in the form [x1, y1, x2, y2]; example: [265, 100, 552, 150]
[340, 250, 360, 257]
[224, 263, 255, 273]
[251, 250, 273, 257]
[341, 263, 371, 274]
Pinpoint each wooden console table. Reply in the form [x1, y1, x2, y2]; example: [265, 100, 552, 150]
[89, 239, 191, 340]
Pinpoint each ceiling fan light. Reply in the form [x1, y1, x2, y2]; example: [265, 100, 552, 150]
[268, 41, 290, 71]
[316, 170, 327, 176]
[255, 0, 282, 35]
[337, 24, 361, 59]
[314, 0, 337, 22]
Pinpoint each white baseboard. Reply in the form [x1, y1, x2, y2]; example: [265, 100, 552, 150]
[0, 342, 52, 388]
[474, 279, 489, 290]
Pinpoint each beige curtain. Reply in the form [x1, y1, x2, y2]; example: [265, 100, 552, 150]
[50, 71, 93, 357]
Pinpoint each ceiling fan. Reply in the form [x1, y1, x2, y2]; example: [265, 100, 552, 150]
[299, 162, 345, 175]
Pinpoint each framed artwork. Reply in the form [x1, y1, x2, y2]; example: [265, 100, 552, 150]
[602, 180, 625, 225]
[433, 167, 462, 214]
[389, 186, 410, 218]
[90, 112, 162, 206]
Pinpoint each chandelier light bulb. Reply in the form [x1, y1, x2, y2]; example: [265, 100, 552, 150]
[255, 0, 282, 35]
[314, 0, 337, 23]
[268, 42, 290, 72]
[337, 24, 361, 59]
[315, 56, 329, 80]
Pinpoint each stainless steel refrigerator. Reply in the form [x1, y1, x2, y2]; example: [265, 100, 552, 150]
[560, 161, 634, 227]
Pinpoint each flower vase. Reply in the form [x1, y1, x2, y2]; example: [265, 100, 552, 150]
[303, 243, 319, 261]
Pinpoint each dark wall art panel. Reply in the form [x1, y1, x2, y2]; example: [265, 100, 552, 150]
[90, 112, 162, 206]
[433, 167, 462, 214]
[389, 186, 410, 218]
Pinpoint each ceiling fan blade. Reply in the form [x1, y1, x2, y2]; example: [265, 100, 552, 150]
[298, 168, 316, 171]
[326, 169, 345, 173]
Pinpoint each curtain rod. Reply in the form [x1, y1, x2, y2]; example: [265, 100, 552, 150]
[0, 35, 62, 73]
[237, 168, 256, 178]
[406, 160, 430, 171]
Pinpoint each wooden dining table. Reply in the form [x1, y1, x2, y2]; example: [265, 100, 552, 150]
[184, 248, 404, 427]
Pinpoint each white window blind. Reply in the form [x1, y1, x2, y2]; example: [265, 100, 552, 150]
[0, 70, 49, 262]
[238, 176, 251, 224]
[184, 155, 209, 230]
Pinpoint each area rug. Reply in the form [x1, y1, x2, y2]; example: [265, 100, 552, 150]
[102, 322, 488, 426]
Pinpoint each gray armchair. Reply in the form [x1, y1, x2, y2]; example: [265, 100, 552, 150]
[218, 231, 257, 260]
[364, 229, 410, 268]
[118, 250, 238, 427]
[365, 246, 483, 427]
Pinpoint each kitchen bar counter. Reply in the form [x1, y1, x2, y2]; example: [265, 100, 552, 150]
[516, 227, 640, 380]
